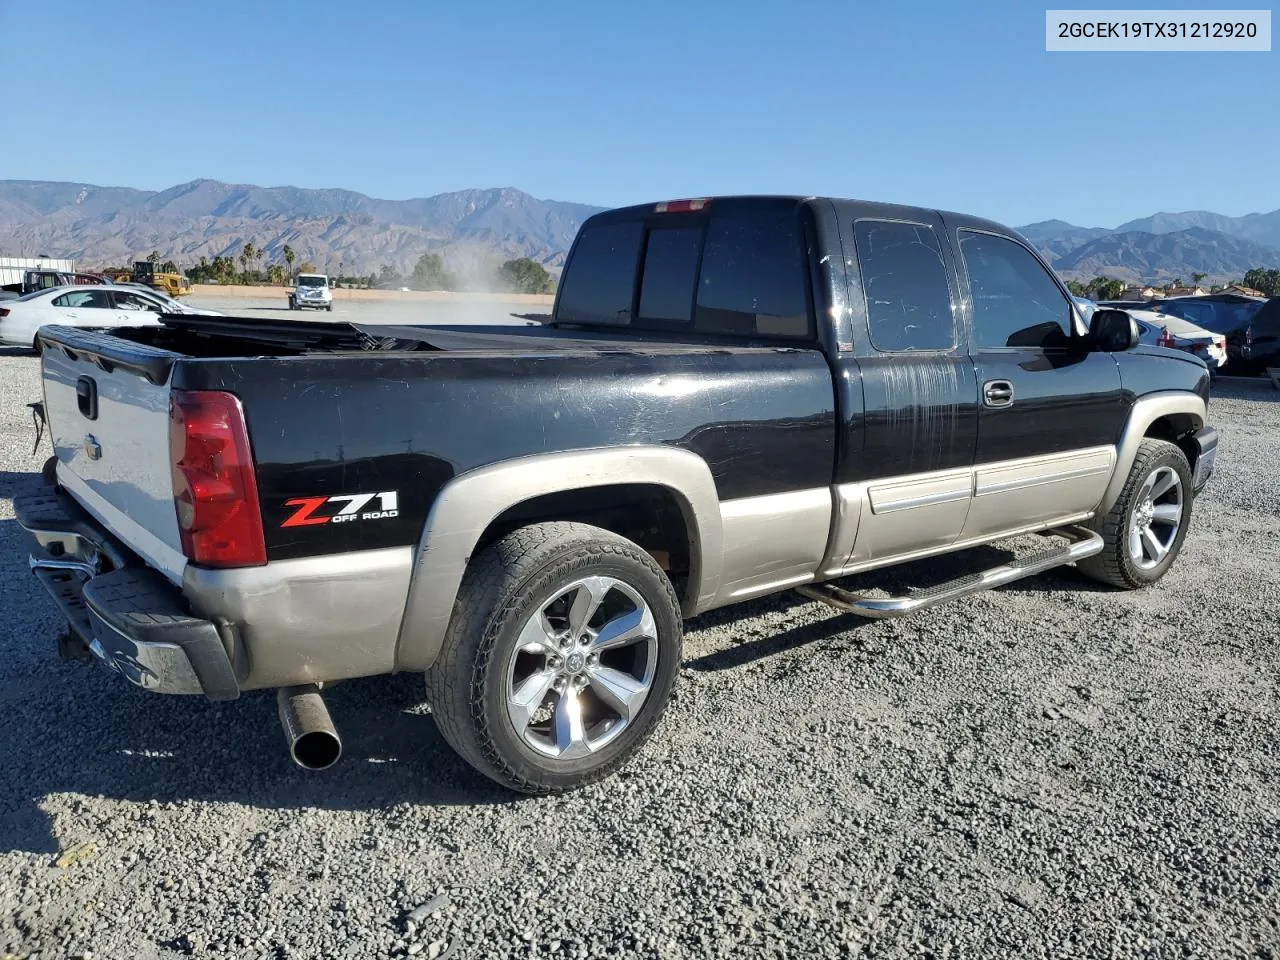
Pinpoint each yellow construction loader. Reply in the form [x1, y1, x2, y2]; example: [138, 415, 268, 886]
[128, 261, 192, 297]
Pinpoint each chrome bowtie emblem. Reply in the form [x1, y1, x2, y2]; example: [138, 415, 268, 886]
[83, 434, 102, 460]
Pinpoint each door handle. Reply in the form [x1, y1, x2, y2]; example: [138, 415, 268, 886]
[983, 379, 1014, 408]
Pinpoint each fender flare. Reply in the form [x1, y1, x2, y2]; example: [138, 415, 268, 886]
[1100, 391, 1206, 515]
[393, 446, 723, 672]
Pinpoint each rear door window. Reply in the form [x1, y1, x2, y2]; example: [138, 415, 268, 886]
[555, 220, 644, 326]
[695, 207, 810, 338]
[854, 220, 955, 352]
[52, 290, 112, 309]
[637, 226, 703, 327]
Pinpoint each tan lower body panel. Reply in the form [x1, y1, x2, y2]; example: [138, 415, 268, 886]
[830, 510, 1097, 578]
[823, 445, 1117, 577]
[962, 446, 1115, 541]
[712, 487, 832, 605]
[184, 546, 414, 690]
[850, 467, 974, 566]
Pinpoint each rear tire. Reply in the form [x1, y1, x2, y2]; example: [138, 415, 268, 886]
[426, 522, 683, 794]
[1078, 438, 1193, 589]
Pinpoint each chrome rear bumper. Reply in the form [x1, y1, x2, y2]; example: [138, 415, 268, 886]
[16, 488, 240, 700]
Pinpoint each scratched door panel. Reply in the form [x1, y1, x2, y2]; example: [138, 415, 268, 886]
[832, 201, 980, 486]
[829, 202, 980, 566]
[855, 354, 979, 479]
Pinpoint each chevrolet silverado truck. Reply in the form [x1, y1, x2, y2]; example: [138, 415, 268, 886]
[16, 195, 1218, 794]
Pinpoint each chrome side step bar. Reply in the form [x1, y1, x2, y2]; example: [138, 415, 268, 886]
[795, 525, 1104, 620]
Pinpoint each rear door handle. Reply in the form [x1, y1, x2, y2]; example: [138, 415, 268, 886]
[983, 379, 1014, 408]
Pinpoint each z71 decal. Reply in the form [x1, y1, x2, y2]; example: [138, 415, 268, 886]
[281, 491, 400, 528]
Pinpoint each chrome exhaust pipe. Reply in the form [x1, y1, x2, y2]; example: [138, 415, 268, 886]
[276, 684, 342, 770]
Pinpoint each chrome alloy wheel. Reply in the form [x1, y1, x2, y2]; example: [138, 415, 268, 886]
[1128, 466, 1184, 570]
[505, 576, 658, 759]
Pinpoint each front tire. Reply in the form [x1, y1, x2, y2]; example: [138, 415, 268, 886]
[426, 522, 683, 794]
[1078, 438, 1193, 589]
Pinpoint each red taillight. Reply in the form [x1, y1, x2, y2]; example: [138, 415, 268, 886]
[1157, 326, 1174, 348]
[169, 389, 266, 567]
[654, 198, 710, 213]
[0, 308, 10, 318]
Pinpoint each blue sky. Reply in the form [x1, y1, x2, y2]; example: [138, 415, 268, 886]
[1, 0, 1275, 227]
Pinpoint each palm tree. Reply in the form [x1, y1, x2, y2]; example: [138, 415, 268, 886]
[282, 244, 295, 275]
[240, 242, 255, 277]
[1191, 272, 1206, 287]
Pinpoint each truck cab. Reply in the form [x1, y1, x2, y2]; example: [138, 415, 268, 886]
[289, 273, 333, 311]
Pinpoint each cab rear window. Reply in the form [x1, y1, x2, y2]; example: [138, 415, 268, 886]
[555, 220, 643, 326]
[695, 207, 810, 338]
[556, 204, 812, 340]
[638, 227, 702, 326]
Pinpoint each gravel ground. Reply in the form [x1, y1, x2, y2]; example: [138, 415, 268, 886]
[0, 349, 1277, 959]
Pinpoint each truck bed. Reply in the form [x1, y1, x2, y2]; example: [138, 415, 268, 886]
[36, 317, 837, 567]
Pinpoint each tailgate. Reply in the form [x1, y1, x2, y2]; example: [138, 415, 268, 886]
[40, 329, 186, 582]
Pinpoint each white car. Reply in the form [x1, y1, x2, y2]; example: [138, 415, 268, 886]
[289, 273, 333, 311]
[0, 285, 219, 350]
[110, 283, 222, 317]
[1125, 308, 1228, 374]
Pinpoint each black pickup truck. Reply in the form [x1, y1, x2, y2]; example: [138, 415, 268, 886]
[16, 195, 1218, 793]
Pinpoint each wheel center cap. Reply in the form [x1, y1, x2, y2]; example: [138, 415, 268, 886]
[565, 652, 586, 674]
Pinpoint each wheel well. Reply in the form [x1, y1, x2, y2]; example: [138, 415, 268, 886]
[475, 484, 695, 602]
[1144, 414, 1200, 469]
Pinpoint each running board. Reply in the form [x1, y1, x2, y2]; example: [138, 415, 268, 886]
[795, 525, 1104, 620]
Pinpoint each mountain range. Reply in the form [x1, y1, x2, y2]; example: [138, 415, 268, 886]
[0, 179, 604, 279]
[1018, 211, 1280, 283]
[2, 178, 1278, 284]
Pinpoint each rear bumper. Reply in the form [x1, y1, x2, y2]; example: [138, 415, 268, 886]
[1191, 426, 1218, 494]
[15, 488, 240, 700]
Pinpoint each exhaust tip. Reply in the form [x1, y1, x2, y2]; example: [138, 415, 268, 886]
[277, 684, 342, 771]
[290, 729, 342, 770]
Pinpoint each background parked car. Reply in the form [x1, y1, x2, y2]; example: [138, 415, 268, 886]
[1120, 308, 1228, 376]
[110, 283, 222, 316]
[1229, 297, 1280, 375]
[0, 285, 216, 350]
[1144, 295, 1269, 374]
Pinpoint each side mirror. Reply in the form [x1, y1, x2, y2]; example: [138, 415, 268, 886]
[1090, 308, 1140, 352]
